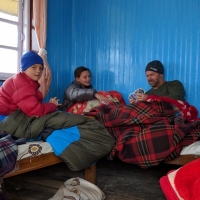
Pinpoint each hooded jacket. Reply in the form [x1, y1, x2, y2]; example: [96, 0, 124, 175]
[0, 72, 57, 116]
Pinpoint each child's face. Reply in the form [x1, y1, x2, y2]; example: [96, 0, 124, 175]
[23, 64, 43, 81]
[76, 70, 91, 87]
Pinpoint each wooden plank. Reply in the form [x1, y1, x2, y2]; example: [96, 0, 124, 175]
[4, 153, 62, 178]
[4, 152, 97, 184]
[85, 164, 96, 184]
[165, 154, 200, 165]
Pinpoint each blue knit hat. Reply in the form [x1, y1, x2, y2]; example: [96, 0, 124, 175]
[21, 51, 44, 71]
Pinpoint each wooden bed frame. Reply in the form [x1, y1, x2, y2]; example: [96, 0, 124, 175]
[4, 152, 96, 184]
[3, 151, 199, 189]
[3, 115, 98, 185]
[165, 154, 200, 166]
[1, 153, 199, 199]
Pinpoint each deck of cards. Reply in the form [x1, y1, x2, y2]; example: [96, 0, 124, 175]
[128, 88, 145, 102]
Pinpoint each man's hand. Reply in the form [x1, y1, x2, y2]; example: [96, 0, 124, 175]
[136, 93, 148, 101]
[129, 99, 136, 104]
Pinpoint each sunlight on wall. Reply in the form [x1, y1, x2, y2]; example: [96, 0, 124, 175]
[0, 0, 18, 16]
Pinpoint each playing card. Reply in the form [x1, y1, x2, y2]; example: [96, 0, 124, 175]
[135, 88, 145, 94]
[128, 88, 145, 101]
[128, 93, 137, 101]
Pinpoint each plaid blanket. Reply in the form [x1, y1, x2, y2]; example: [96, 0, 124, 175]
[0, 134, 18, 177]
[85, 100, 200, 168]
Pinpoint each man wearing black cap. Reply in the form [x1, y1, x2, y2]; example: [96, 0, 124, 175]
[136, 60, 185, 102]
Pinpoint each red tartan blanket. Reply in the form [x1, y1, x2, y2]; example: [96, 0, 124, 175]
[85, 99, 200, 168]
[147, 95, 198, 120]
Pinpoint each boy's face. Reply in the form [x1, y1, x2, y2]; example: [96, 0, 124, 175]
[23, 64, 43, 81]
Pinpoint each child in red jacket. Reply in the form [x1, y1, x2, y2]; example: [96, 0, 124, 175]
[0, 51, 59, 117]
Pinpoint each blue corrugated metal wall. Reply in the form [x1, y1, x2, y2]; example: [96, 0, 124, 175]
[46, 0, 200, 113]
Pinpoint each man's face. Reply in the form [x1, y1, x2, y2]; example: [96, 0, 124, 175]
[146, 71, 163, 88]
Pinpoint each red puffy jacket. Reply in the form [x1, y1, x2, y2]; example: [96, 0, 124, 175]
[0, 72, 57, 117]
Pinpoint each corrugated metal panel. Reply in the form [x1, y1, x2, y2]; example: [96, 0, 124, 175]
[46, 0, 200, 113]
[46, 0, 72, 100]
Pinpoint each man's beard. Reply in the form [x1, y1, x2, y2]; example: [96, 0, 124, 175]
[148, 79, 159, 88]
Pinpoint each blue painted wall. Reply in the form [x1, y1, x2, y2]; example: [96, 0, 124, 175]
[46, 0, 200, 113]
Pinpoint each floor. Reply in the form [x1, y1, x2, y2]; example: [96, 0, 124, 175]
[3, 158, 180, 200]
